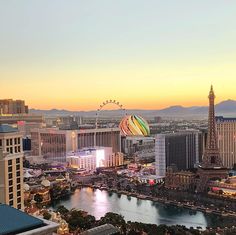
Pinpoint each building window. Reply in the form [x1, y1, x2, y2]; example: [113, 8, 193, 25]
[8, 160, 12, 165]
[9, 194, 13, 200]
[17, 178, 20, 183]
[17, 204, 21, 209]
[14, 138, 17, 145]
[8, 173, 12, 179]
[17, 184, 21, 190]
[16, 158, 20, 164]
[9, 180, 13, 186]
[10, 139, 12, 145]
[17, 191, 21, 197]
[9, 187, 13, 193]
[0, 139, 2, 147]
[16, 164, 20, 171]
[16, 171, 20, 177]
[18, 146, 21, 152]
[17, 197, 21, 203]
[18, 138, 20, 145]
[6, 139, 9, 146]
[8, 166, 12, 172]
[211, 156, 216, 164]
[9, 200, 13, 206]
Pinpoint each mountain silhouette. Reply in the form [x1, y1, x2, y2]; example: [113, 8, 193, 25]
[29, 99, 236, 118]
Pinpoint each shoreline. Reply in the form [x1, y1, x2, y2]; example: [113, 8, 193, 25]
[81, 184, 236, 220]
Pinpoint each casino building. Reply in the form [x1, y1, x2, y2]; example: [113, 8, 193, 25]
[31, 128, 121, 162]
[67, 147, 124, 171]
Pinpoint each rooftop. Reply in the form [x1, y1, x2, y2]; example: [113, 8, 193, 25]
[67, 147, 110, 157]
[81, 224, 120, 235]
[0, 204, 44, 234]
[216, 116, 236, 122]
[0, 124, 18, 133]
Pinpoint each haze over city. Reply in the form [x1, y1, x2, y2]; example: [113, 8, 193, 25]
[1, 1, 236, 110]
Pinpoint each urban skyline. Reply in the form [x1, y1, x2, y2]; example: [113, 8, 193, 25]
[1, 1, 236, 110]
[1, 1, 236, 234]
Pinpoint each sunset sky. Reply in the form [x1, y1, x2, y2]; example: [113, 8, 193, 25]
[1, 1, 236, 111]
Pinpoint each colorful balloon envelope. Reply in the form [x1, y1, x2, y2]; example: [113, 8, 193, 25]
[119, 115, 150, 136]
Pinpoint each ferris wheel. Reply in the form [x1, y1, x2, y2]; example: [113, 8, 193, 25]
[95, 99, 127, 129]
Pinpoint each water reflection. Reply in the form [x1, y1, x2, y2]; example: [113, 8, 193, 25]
[53, 188, 214, 229]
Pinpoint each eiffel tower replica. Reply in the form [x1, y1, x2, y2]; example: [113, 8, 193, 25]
[196, 85, 228, 192]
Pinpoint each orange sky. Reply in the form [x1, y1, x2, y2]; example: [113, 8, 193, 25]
[1, 1, 236, 111]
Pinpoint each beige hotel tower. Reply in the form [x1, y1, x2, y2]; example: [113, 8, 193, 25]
[0, 124, 24, 209]
[216, 116, 236, 168]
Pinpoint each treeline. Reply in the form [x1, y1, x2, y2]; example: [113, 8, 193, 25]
[50, 205, 236, 235]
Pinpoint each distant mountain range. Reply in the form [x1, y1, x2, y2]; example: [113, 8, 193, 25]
[29, 99, 236, 119]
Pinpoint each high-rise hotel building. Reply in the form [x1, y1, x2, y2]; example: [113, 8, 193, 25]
[216, 116, 236, 168]
[155, 130, 203, 173]
[0, 125, 24, 209]
[0, 99, 28, 114]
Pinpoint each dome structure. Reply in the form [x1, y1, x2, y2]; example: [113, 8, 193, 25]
[24, 170, 34, 178]
[23, 183, 30, 191]
[41, 179, 50, 187]
[119, 115, 150, 136]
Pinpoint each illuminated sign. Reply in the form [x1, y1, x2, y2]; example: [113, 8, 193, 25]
[96, 149, 105, 167]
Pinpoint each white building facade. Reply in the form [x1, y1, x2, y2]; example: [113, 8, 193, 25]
[67, 147, 124, 171]
[155, 134, 166, 178]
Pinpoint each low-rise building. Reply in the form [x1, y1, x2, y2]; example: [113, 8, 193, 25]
[81, 223, 120, 235]
[121, 136, 155, 162]
[165, 167, 196, 191]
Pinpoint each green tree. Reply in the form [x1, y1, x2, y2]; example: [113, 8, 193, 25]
[66, 209, 95, 232]
[34, 193, 43, 203]
[83, 214, 96, 229]
[126, 185, 131, 192]
[99, 212, 126, 234]
[43, 211, 52, 220]
[56, 205, 69, 216]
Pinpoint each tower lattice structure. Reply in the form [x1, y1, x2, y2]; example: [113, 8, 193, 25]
[196, 85, 228, 192]
[201, 85, 222, 167]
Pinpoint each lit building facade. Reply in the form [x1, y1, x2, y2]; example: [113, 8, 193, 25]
[31, 128, 121, 162]
[216, 116, 236, 168]
[67, 147, 124, 171]
[0, 125, 24, 209]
